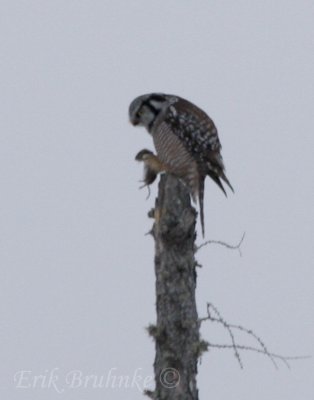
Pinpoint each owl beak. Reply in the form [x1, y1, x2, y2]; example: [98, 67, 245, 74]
[130, 118, 139, 126]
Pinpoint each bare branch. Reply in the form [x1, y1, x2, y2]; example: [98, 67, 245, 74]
[200, 302, 311, 369]
[206, 342, 311, 369]
[196, 232, 245, 256]
[204, 303, 244, 368]
[204, 302, 277, 369]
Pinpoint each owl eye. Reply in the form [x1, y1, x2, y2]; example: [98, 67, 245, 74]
[136, 109, 144, 118]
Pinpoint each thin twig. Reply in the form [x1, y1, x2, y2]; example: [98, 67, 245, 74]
[196, 232, 245, 256]
[226, 323, 278, 368]
[207, 342, 311, 369]
[200, 302, 311, 369]
[202, 302, 278, 369]
[206, 303, 243, 368]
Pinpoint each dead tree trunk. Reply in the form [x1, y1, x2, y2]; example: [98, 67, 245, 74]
[147, 174, 201, 400]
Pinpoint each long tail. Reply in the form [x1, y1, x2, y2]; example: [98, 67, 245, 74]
[208, 171, 227, 197]
[199, 178, 205, 237]
[198, 171, 233, 237]
[207, 154, 234, 195]
[208, 170, 234, 196]
[220, 171, 234, 193]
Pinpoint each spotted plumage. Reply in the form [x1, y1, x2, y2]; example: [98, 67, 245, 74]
[129, 93, 233, 237]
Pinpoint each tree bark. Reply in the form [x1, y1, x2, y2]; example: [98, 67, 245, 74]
[148, 174, 201, 400]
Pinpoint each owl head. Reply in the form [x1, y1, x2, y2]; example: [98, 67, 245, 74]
[128, 93, 168, 131]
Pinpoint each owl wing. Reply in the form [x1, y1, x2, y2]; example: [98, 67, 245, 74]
[166, 97, 233, 193]
[165, 97, 222, 162]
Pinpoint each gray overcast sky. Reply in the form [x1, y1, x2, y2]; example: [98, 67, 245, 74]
[1, 1, 313, 399]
